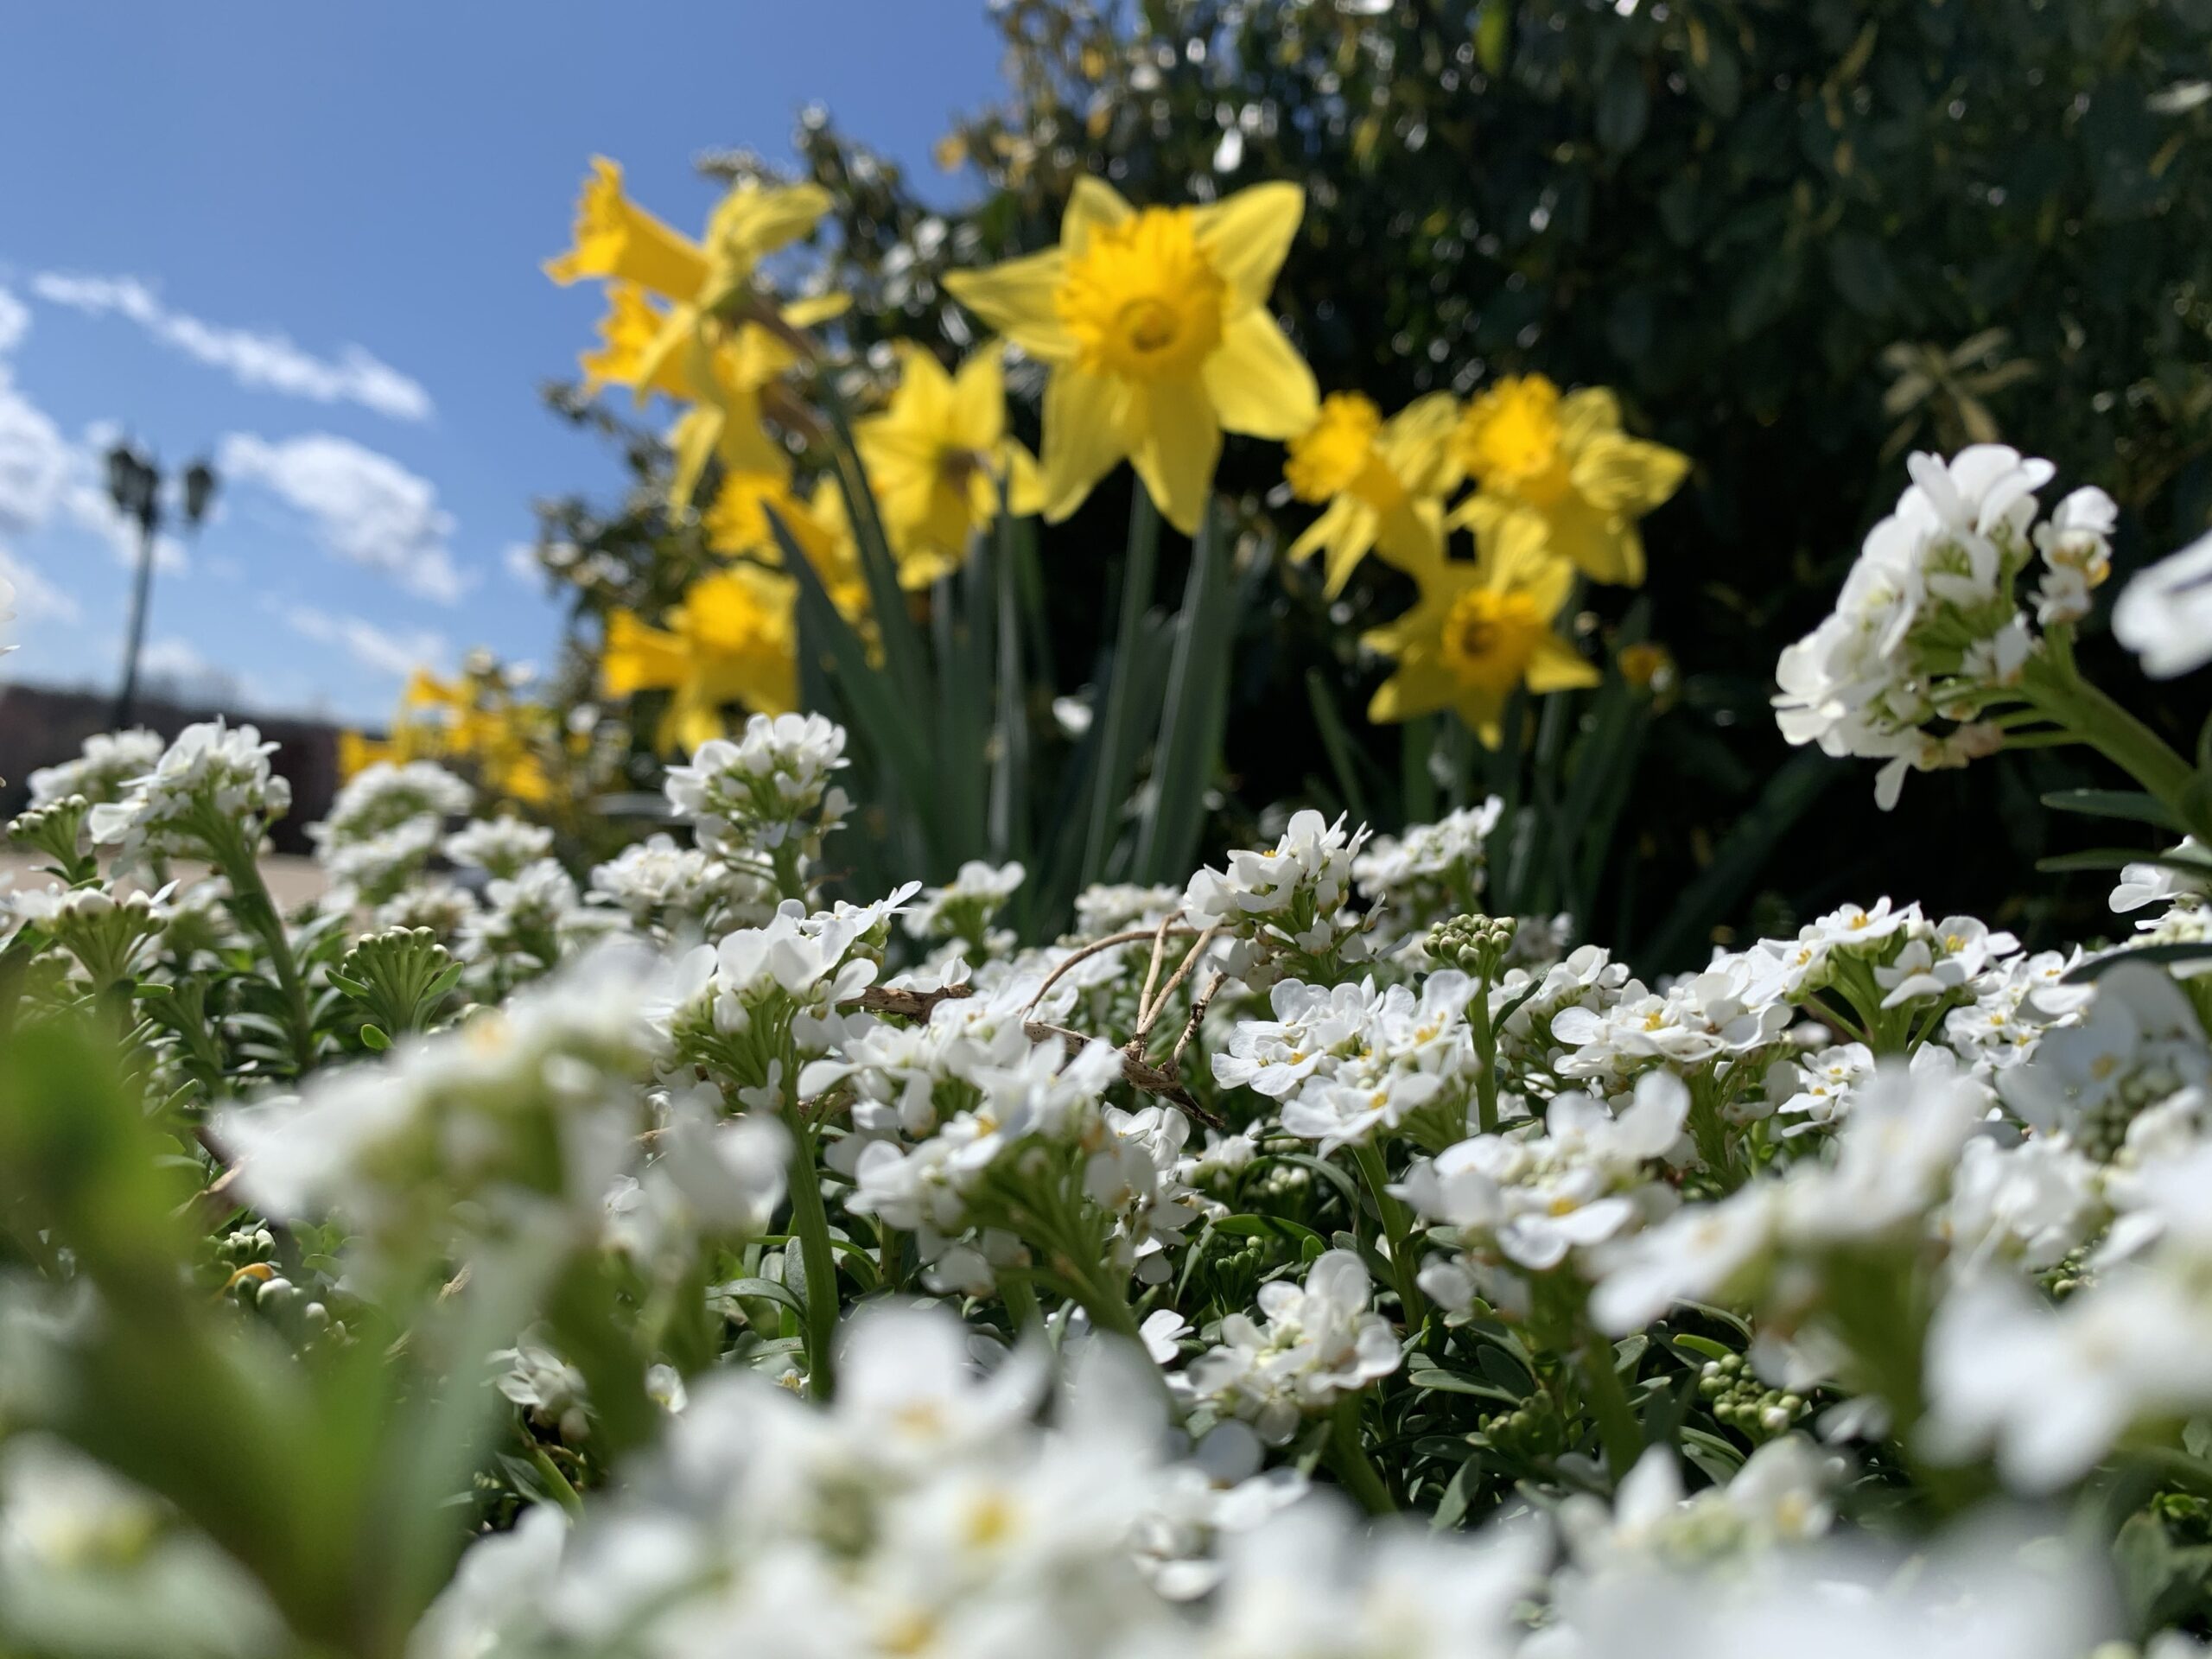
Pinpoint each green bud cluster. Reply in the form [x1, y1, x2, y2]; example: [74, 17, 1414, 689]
[1697, 1351, 1808, 1440]
[1427, 913, 1517, 980]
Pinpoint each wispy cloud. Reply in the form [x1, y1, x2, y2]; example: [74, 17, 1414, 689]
[218, 431, 466, 603]
[276, 600, 442, 678]
[31, 272, 433, 423]
[0, 287, 28, 355]
[0, 544, 80, 624]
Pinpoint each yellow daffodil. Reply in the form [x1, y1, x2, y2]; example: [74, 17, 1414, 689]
[579, 283, 696, 403]
[1284, 391, 1462, 597]
[1448, 376, 1688, 587]
[544, 157, 711, 302]
[601, 565, 798, 753]
[855, 342, 1044, 588]
[337, 729, 393, 780]
[943, 177, 1319, 535]
[802, 477, 878, 627]
[385, 668, 558, 804]
[704, 470, 834, 564]
[698, 180, 835, 313]
[1363, 505, 1599, 745]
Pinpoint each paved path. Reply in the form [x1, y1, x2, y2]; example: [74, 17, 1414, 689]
[1, 851, 329, 907]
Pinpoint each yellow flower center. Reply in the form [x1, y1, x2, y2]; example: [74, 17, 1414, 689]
[1439, 588, 1547, 695]
[1285, 393, 1403, 511]
[1456, 374, 1571, 505]
[1055, 207, 1225, 382]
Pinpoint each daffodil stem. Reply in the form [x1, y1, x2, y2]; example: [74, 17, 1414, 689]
[1351, 1141, 1427, 1326]
[782, 1121, 841, 1400]
[1326, 1394, 1395, 1514]
[1080, 486, 1161, 887]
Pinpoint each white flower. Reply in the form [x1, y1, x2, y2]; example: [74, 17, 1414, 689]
[588, 833, 772, 932]
[2109, 839, 2212, 914]
[664, 711, 849, 858]
[1172, 1249, 1401, 1443]
[1071, 881, 1185, 937]
[2114, 528, 2212, 678]
[86, 718, 291, 868]
[27, 728, 165, 808]
[905, 860, 1027, 950]
[2031, 486, 2116, 625]
[309, 760, 472, 849]
[1936, 1134, 2102, 1273]
[1402, 1072, 1688, 1294]
[442, 816, 556, 878]
[1999, 960, 2210, 1157]
[1774, 447, 2070, 807]
[214, 945, 664, 1252]
[1183, 809, 1370, 981]
[1350, 798, 1503, 932]
[1556, 1439, 1839, 1575]
[1923, 1267, 2212, 1491]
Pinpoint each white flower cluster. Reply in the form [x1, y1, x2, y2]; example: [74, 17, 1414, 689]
[26, 727, 166, 808]
[1351, 797, 1503, 940]
[1773, 446, 2113, 807]
[588, 832, 774, 936]
[1166, 1249, 1402, 1442]
[1184, 809, 1370, 984]
[1211, 972, 1481, 1154]
[664, 711, 850, 861]
[443, 816, 556, 879]
[86, 719, 292, 868]
[906, 858, 1026, 957]
[1402, 1073, 1688, 1310]
[215, 946, 665, 1260]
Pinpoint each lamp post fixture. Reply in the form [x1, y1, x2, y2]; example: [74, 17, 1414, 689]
[108, 443, 218, 730]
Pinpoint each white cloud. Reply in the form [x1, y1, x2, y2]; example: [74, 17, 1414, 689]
[218, 431, 467, 603]
[0, 367, 72, 534]
[0, 287, 29, 355]
[0, 544, 81, 625]
[276, 601, 442, 678]
[31, 271, 432, 423]
[504, 540, 545, 586]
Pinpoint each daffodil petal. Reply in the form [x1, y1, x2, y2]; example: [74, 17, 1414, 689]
[1129, 378, 1224, 536]
[1039, 367, 1135, 523]
[1572, 434, 1690, 518]
[945, 251, 1076, 364]
[1064, 175, 1136, 255]
[1192, 181, 1305, 310]
[1558, 386, 1624, 448]
[1525, 633, 1604, 693]
[1201, 309, 1319, 441]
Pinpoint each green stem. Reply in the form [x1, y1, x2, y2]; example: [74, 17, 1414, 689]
[769, 840, 809, 905]
[1001, 1274, 1042, 1335]
[528, 1443, 585, 1520]
[1577, 1329, 1643, 1483]
[212, 824, 315, 1073]
[1351, 1140, 1427, 1326]
[1326, 1393, 1396, 1514]
[1080, 486, 1161, 887]
[1467, 986, 1500, 1135]
[2025, 653, 2207, 838]
[782, 1121, 842, 1399]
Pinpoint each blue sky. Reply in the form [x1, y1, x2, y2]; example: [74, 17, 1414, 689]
[0, 2, 1005, 723]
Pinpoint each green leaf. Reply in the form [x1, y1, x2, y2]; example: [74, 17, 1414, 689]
[2035, 849, 2212, 876]
[2040, 789, 2185, 830]
[1081, 486, 1165, 888]
[2064, 942, 2212, 983]
[1135, 499, 1243, 884]
[1595, 57, 1650, 155]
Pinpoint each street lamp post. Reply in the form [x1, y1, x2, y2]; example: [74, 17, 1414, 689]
[109, 444, 218, 730]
